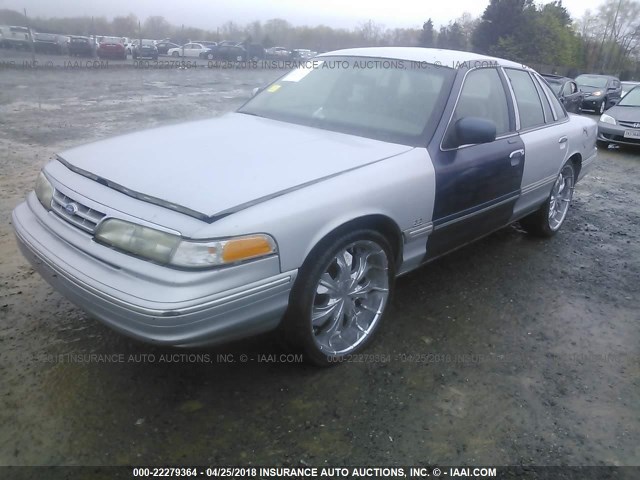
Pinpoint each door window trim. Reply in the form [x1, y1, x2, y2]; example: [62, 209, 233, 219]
[503, 67, 549, 132]
[532, 71, 569, 123]
[439, 66, 518, 152]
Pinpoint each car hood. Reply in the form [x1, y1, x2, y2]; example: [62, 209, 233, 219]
[605, 105, 640, 122]
[58, 113, 413, 221]
[579, 85, 607, 95]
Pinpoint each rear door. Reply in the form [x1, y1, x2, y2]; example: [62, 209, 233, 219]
[511, 70, 573, 219]
[425, 67, 524, 260]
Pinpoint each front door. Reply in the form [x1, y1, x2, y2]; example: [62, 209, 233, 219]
[425, 67, 524, 260]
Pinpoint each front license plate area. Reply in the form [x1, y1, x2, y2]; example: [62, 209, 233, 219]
[623, 130, 640, 139]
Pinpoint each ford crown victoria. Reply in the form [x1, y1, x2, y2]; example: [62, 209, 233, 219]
[12, 48, 598, 365]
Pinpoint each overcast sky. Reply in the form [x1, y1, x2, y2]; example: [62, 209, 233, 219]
[0, 0, 605, 30]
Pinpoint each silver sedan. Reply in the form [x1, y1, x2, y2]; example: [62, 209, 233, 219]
[13, 47, 598, 365]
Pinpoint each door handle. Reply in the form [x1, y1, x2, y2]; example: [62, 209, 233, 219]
[509, 149, 524, 166]
[558, 136, 568, 144]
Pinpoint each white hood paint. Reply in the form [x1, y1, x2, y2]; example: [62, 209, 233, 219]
[60, 113, 413, 218]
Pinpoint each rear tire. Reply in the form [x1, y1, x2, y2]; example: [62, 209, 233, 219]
[520, 162, 575, 238]
[281, 229, 395, 366]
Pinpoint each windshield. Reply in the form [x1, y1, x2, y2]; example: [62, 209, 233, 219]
[575, 75, 609, 88]
[619, 87, 640, 106]
[239, 57, 455, 145]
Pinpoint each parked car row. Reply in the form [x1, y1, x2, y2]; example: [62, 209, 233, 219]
[1, 26, 319, 63]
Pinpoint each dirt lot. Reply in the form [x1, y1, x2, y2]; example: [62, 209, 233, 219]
[0, 62, 639, 468]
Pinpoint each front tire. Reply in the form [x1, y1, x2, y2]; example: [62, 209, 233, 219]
[172, 51, 179, 57]
[520, 162, 575, 237]
[282, 229, 395, 366]
[598, 99, 607, 114]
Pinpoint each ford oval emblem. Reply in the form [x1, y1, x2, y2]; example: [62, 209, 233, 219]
[65, 203, 79, 215]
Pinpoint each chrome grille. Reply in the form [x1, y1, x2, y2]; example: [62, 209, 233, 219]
[618, 121, 640, 129]
[51, 190, 106, 233]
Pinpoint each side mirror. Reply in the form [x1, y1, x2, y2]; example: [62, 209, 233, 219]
[454, 117, 496, 147]
[252, 87, 263, 97]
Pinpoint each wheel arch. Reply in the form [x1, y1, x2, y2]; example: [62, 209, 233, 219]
[567, 152, 582, 179]
[298, 214, 404, 275]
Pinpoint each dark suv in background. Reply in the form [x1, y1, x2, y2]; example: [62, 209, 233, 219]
[132, 41, 158, 60]
[200, 44, 247, 61]
[68, 36, 96, 57]
[575, 74, 622, 114]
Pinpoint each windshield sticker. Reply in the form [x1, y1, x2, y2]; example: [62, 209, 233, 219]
[266, 84, 281, 93]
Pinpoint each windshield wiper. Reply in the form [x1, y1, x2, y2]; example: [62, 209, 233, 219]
[239, 111, 265, 118]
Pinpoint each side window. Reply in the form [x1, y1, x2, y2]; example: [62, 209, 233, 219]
[445, 68, 511, 148]
[505, 69, 545, 129]
[562, 82, 573, 96]
[533, 78, 553, 123]
[536, 74, 567, 120]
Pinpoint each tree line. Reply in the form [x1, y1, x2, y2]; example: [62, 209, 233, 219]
[1, 0, 638, 78]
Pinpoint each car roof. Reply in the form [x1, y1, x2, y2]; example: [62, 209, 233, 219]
[541, 74, 570, 82]
[317, 47, 526, 69]
[576, 73, 616, 79]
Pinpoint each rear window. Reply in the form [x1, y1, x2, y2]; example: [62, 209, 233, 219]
[505, 69, 545, 129]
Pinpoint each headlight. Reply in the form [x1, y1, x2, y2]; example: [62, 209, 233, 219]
[171, 235, 277, 268]
[35, 172, 54, 210]
[600, 114, 616, 125]
[591, 90, 602, 97]
[95, 219, 180, 264]
[95, 218, 277, 268]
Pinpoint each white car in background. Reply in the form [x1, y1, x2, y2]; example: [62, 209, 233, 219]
[167, 43, 207, 58]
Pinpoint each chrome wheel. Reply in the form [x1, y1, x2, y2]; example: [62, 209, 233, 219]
[548, 165, 574, 231]
[311, 240, 389, 356]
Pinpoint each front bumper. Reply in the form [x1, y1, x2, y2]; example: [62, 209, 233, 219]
[598, 123, 640, 147]
[12, 199, 296, 347]
[581, 97, 604, 111]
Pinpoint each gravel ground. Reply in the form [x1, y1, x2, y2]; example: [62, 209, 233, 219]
[0, 63, 639, 468]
